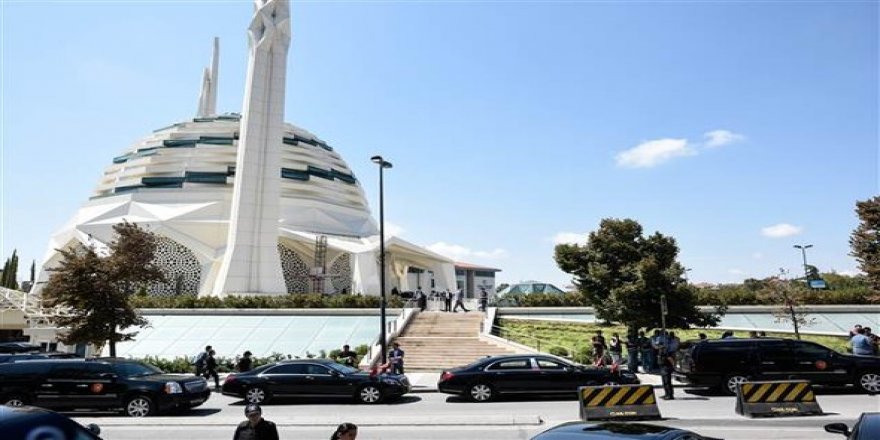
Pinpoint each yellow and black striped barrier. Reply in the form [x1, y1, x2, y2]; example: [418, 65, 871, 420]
[578, 385, 661, 421]
[735, 380, 823, 417]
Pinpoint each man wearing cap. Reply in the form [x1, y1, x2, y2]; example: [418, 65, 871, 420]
[234, 404, 279, 440]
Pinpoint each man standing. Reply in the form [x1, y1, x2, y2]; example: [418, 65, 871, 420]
[625, 331, 640, 373]
[478, 288, 488, 312]
[339, 344, 358, 366]
[659, 347, 675, 400]
[233, 404, 279, 440]
[193, 345, 212, 376]
[591, 330, 607, 366]
[851, 328, 876, 356]
[444, 289, 453, 312]
[388, 342, 405, 375]
[453, 288, 469, 312]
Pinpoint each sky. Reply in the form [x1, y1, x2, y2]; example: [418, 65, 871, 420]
[1, 0, 877, 289]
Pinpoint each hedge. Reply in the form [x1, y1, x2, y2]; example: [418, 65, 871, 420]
[131, 293, 405, 309]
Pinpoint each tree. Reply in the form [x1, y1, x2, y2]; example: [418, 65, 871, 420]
[850, 196, 880, 294]
[758, 269, 813, 340]
[554, 218, 721, 333]
[42, 222, 164, 356]
[1, 249, 19, 290]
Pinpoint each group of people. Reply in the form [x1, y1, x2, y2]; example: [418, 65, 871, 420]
[590, 329, 682, 400]
[193, 345, 255, 390]
[850, 324, 879, 356]
[399, 287, 472, 313]
[233, 403, 358, 440]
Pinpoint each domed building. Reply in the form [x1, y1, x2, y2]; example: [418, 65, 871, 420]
[31, 2, 457, 298]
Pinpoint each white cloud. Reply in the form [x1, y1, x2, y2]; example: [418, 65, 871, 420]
[551, 232, 589, 245]
[704, 129, 745, 148]
[761, 223, 803, 238]
[615, 138, 694, 168]
[426, 241, 508, 262]
[752, 252, 764, 260]
[835, 269, 863, 277]
[384, 222, 405, 237]
[728, 268, 746, 275]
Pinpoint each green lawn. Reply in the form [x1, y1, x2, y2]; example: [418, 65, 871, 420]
[496, 318, 851, 363]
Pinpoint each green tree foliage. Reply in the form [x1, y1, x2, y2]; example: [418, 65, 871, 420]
[43, 222, 164, 356]
[697, 272, 873, 305]
[850, 196, 880, 295]
[1, 249, 19, 290]
[130, 293, 404, 309]
[758, 270, 813, 340]
[554, 218, 721, 332]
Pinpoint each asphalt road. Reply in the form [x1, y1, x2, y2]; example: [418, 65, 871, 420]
[71, 389, 879, 440]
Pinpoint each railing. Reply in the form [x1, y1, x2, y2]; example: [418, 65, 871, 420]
[360, 307, 419, 368]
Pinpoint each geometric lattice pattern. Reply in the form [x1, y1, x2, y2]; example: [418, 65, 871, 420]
[329, 253, 352, 294]
[278, 243, 309, 294]
[147, 236, 202, 297]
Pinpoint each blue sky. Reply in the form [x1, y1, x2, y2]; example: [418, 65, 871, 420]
[1, 1, 877, 288]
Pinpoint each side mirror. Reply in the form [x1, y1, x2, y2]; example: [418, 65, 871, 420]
[824, 423, 850, 437]
[86, 423, 102, 435]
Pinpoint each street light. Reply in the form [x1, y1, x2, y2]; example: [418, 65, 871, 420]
[371, 155, 392, 365]
[793, 244, 813, 282]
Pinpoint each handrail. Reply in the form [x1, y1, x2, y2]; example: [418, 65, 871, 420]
[361, 307, 418, 368]
[491, 323, 577, 358]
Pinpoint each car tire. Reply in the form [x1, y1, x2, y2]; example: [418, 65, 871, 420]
[358, 385, 383, 404]
[724, 374, 749, 396]
[245, 386, 270, 404]
[3, 393, 29, 407]
[856, 371, 880, 394]
[124, 394, 155, 417]
[467, 382, 494, 402]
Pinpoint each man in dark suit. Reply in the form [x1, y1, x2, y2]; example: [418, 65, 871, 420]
[233, 404, 279, 440]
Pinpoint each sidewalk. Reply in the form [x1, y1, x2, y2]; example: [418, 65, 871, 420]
[404, 371, 687, 393]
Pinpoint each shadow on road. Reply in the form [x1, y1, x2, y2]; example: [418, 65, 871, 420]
[228, 395, 422, 406]
[59, 408, 222, 418]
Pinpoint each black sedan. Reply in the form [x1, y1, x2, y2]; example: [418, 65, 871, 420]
[531, 422, 720, 440]
[1, 405, 104, 439]
[826, 413, 880, 440]
[222, 359, 410, 404]
[437, 354, 639, 402]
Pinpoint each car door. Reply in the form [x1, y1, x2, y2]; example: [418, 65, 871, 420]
[299, 363, 350, 396]
[482, 358, 537, 394]
[756, 340, 797, 380]
[791, 341, 849, 385]
[39, 363, 85, 409]
[533, 357, 580, 393]
[260, 363, 310, 397]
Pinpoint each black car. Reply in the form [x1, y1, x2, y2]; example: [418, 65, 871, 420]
[531, 422, 720, 440]
[825, 413, 880, 440]
[221, 358, 410, 404]
[437, 354, 640, 402]
[0, 405, 104, 440]
[0, 342, 43, 354]
[674, 337, 880, 395]
[0, 358, 211, 417]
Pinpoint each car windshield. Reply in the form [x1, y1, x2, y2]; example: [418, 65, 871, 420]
[113, 362, 163, 377]
[328, 362, 359, 375]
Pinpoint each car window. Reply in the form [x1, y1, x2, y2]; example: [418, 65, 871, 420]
[487, 359, 530, 370]
[265, 364, 309, 375]
[328, 363, 359, 375]
[792, 342, 831, 359]
[305, 364, 332, 375]
[112, 362, 161, 377]
[50, 364, 88, 379]
[536, 359, 566, 370]
[757, 341, 793, 362]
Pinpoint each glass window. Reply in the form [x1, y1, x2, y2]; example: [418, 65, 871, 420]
[487, 359, 530, 371]
[757, 341, 793, 362]
[305, 364, 332, 375]
[265, 364, 309, 375]
[536, 359, 566, 370]
[793, 342, 831, 359]
[113, 362, 162, 377]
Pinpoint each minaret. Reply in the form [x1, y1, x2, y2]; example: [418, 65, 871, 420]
[212, 0, 290, 295]
[196, 37, 220, 117]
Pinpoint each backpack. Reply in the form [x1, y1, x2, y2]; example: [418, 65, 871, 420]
[192, 351, 207, 367]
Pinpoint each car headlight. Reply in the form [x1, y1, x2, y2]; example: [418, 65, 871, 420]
[164, 381, 183, 394]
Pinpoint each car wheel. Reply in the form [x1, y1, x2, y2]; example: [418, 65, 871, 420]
[245, 387, 270, 404]
[857, 372, 880, 394]
[124, 395, 155, 417]
[468, 383, 494, 402]
[3, 393, 28, 407]
[358, 385, 383, 404]
[724, 374, 749, 396]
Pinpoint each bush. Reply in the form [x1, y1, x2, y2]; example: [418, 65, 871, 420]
[548, 346, 569, 357]
[572, 346, 592, 365]
[130, 293, 405, 309]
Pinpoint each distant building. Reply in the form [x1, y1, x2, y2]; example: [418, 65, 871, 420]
[455, 263, 501, 298]
[498, 281, 566, 296]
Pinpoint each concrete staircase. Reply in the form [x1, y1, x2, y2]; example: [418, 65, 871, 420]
[394, 311, 516, 371]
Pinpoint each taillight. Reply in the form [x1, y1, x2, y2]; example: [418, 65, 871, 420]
[440, 371, 454, 382]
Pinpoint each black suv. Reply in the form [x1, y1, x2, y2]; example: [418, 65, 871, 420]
[0, 358, 211, 417]
[674, 338, 880, 395]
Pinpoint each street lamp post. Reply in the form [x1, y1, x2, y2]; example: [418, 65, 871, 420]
[793, 244, 813, 283]
[371, 155, 392, 365]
